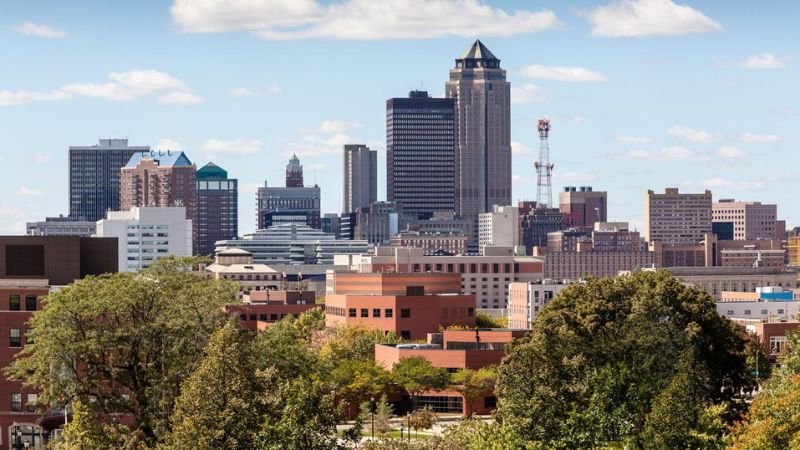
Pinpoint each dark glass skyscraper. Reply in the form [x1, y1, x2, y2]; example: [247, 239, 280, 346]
[68, 139, 148, 221]
[196, 162, 238, 256]
[386, 90, 455, 218]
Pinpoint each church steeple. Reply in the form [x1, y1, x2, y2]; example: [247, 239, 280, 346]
[285, 153, 304, 187]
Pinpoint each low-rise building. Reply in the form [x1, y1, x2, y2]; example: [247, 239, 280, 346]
[544, 251, 655, 281]
[389, 229, 467, 255]
[26, 215, 96, 237]
[717, 287, 800, 321]
[324, 272, 476, 340]
[741, 321, 800, 362]
[662, 266, 797, 300]
[227, 290, 318, 331]
[507, 281, 572, 329]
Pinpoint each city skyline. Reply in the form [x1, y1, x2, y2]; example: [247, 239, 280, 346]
[1, 0, 798, 235]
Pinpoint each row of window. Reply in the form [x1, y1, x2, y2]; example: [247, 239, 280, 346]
[238, 313, 293, 322]
[10, 393, 37, 412]
[7, 295, 37, 312]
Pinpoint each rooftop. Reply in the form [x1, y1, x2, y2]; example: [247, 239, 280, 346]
[125, 150, 193, 168]
[458, 39, 498, 61]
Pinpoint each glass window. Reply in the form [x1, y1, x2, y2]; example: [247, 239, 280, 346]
[360, 308, 368, 318]
[373, 308, 381, 318]
[385, 309, 393, 318]
[348, 308, 357, 318]
[10, 329, 21, 347]
[25, 295, 37, 311]
[26, 393, 37, 412]
[9, 295, 20, 311]
[11, 393, 21, 412]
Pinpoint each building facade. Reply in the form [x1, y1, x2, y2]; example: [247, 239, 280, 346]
[508, 281, 572, 329]
[256, 155, 321, 230]
[519, 202, 564, 252]
[343, 145, 377, 214]
[446, 40, 511, 243]
[285, 153, 304, 187]
[389, 229, 468, 255]
[544, 251, 655, 281]
[96, 207, 192, 272]
[559, 186, 607, 229]
[712, 199, 778, 240]
[195, 162, 238, 256]
[644, 188, 712, 244]
[69, 139, 148, 222]
[120, 150, 197, 224]
[478, 205, 519, 250]
[353, 201, 416, 245]
[663, 266, 797, 300]
[386, 91, 456, 218]
[26, 216, 95, 237]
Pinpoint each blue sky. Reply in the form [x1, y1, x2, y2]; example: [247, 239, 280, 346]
[1, 0, 798, 235]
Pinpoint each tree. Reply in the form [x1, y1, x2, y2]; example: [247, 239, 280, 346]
[495, 270, 749, 448]
[450, 366, 497, 416]
[365, 393, 394, 436]
[393, 357, 449, 409]
[330, 359, 397, 411]
[51, 400, 129, 450]
[745, 332, 771, 386]
[316, 324, 403, 362]
[475, 312, 506, 329]
[6, 257, 238, 446]
[409, 406, 437, 436]
[166, 320, 263, 450]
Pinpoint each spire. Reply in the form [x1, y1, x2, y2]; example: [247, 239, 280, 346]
[458, 39, 498, 61]
[286, 153, 304, 187]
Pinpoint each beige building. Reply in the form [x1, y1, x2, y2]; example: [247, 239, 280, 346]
[389, 229, 467, 255]
[650, 233, 784, 268]
[645, 188, 712, 244]
[544, 251, 655, 281]
[478, 205, 519, 251]
[712, 199, 778, 240]
[202, 248, 282, 298]
[663, 266, 797, 300]
[508, 281, 571, 329]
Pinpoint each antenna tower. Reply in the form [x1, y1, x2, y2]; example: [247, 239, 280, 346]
[534, 117, 554, 208]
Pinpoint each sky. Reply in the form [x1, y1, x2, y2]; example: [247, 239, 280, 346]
[0, 0, 798, 235]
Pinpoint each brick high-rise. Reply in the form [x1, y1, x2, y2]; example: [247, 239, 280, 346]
[120, 150, 197, 223]
[645, 188, 712, 245]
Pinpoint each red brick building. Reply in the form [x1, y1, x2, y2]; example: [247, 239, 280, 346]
[325, 272, 476, 340]
[227, 290, 318, 331]
[120, 150, 197, 223]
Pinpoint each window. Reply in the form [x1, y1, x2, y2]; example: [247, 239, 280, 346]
[400, 308, 411, 318]
[348, 308, 357, 318]
[249, 314, 257, 321]
[9, 295, 20, 311]
[259, 314, 267, 321]
[11, 393, 21, 412]
[400, 330, 411, 340]
[373, 308, 381, 317]
[468, 307, 474, 317]
[361, 308, 369, 318]
[744, 310, 751, 315]
[10, 329, 20, 347]
[385, 309, 393, 318]
[484, 396, 497, 409]
[270, 314, 278, 321]
[26, 393, 37, 412]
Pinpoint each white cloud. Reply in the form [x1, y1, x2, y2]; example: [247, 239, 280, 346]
[511, 83, 546, 104]
[553, 171, 598, 183]
[0, 69, 200, 106]
[171, 0, 560, 40]
[284, 120, 368, 157]
[715, 146, 746, 159]
[667, 125, 719, 143]
[588, 0, 722, 38]
[319, 120, 363, 134]
[15, 186, 44, 196]
[615, 135, 653, 144]
[683, 177, 765, 190]
[201, 138, 262, 157]
[33, 152, 51, 164]
[518, 65, 606, 83]
[622, 145, 703, 161]
[230, 87, 258, 97]
[154, 138, 184, 151]
[15, 21, 66, 38]
[738, 132, 780, 143]
[158, 92, 205, 104]
[266, 84, 282, 94]
[511, 141, 533, 155]
[739, 53, 789, 70]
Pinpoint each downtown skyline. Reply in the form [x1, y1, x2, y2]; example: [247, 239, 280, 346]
[1, 0, 798, 235]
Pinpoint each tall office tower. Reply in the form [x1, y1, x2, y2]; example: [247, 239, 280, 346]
[386, 91, 455, 218]
[257, 155, 321, 230]
[712, 199, 777, 240]
[343, 144, 377, 214]
[69, 138, 149, 221]
[446, 40, 511, 242]
[195, 162, 238, 256]
[559, 186, 608, 229]
[120, 150, 197, 223]
[285, 153, 304, 187]
[645, 188, 712, 244]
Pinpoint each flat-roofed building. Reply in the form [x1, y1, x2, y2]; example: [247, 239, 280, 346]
[559, 186, 607, 229]
[544, 251, 655, 281]
[645, 188, 712, 244]
[325, 272, 476, 340]
[713, 199, 778, 241]
[227, 290, 319, 331]
[26, 215, 96, 237]
[508, 281, 572, 329]
[662, 266, 797, 300]
[389, 229, 467, 255]
[478, 205, 519, 250]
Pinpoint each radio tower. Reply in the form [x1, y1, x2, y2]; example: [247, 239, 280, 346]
[534, 117, 554, 208]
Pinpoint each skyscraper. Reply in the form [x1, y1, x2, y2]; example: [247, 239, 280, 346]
[343, 144, 377, 214]
[386, 91, 455, 218]
[257, 154, 321, 230]
[446, 40, 511, 242]
[196, 162, 238, 256]
[120, 150, 197, 221]
[69, 138, 148, 221]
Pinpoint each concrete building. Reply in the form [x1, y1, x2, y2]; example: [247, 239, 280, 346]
[645, 188, 712, 244]
[508, 281, 572, 329]
[346, 246, 544, 309]
[478, 205, 519, 251]
[325, 272, 476, 340]
[203, 248, 281, 298]
[713, 199, 778, 241]
[544, 251, 655, 281]
[559, 186, 607, 229]
[353, 201, 416, 245]
[717, 287, 800, 322]
[120, 150, 197, 223]
[215, 223, 368, 265]
[26, 215, 95, 237]
[343, 145, 377, 214]
[256, 155, 321, 230]
[410, 212, 475, 251]
[662, 266, 797, 300]
[96, 207, 192, 272]
[389, 229, 468, 255]
[69, 138, 148, 222]
[446, 40, 511, 244]
[651, 234, 784, 268]
[195, 162, 238, 256]
[386, 91, 456, 218]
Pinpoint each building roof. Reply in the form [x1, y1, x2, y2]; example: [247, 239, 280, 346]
[197, 162, 228, 179]
[125, 150, 193, 168]
[458, 39, 498, 61]
[217, 248, 252, 256]
[206, 263, 277, 274]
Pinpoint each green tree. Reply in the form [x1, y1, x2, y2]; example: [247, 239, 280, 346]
[746, 332, 771, 385]
[450, 366, 497, 416]
[331, 359, 397, 411]
[475, 312, 506, 328]
[393, 357, 449, 409]
[495, 270, 749, 448]
[374, 394, 395, 435]
[6, 257, 237, 446]
[409, 406, 437, 436]
[317, 324, 403, 362]
[166, 320, 263, 450]
[51, 400, 128, 450]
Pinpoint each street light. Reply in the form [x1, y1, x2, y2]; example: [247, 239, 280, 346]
[14, 428, 22, 450]
[407, 412, 412, 442]
[369, 396, 376, 439]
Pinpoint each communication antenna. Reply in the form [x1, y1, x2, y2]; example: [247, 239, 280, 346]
[534, 117, 554, 208]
